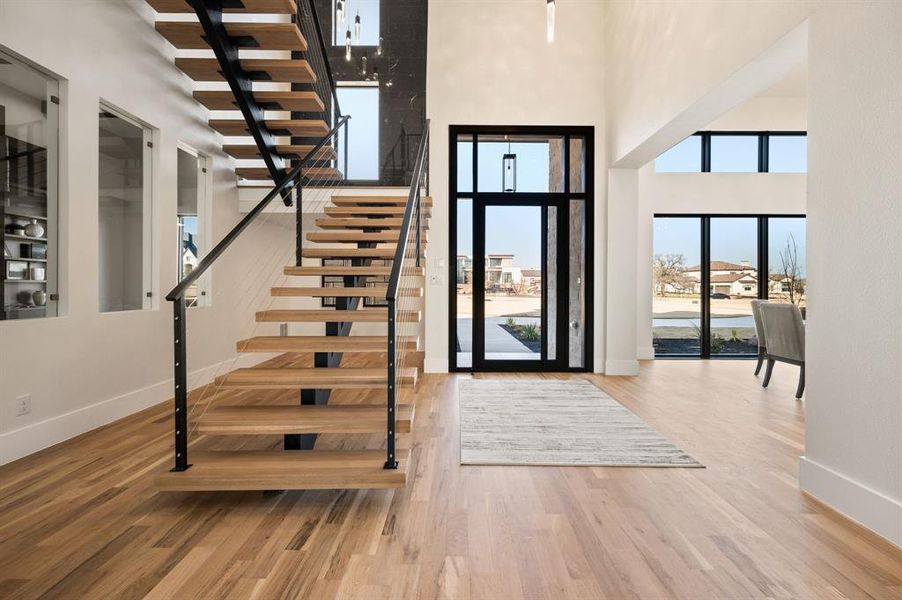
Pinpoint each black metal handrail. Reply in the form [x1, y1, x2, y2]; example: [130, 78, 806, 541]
[384, 119, 430, 469]
[165, 115, 349, 473]
[166, 116, 349, 303]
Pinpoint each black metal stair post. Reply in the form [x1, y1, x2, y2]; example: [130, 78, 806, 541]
[171, 297, 191, 472]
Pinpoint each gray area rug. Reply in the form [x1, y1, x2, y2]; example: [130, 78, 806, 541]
[459, 379, 703, 467]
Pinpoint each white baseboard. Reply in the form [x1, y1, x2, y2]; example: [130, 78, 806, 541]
[604, 359, 640, 376]
[799, 456, 902, 547]
[0, 353, 271, 466]
[637, 346, 655, 361]
[424, 356, 448, 374]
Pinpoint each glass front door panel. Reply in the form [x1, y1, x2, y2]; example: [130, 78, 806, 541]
[709, 217, 758, 355]
[482, 205, 542, 362]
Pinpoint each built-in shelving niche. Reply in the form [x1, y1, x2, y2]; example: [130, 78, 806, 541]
[2, 135, 50, 320]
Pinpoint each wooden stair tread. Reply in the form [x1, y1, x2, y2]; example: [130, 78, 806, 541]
[307, 231, 398, 243]
[194, 90, 324, 112]
[325, 206, 431, 216]
[155, 22, 307, 51]
[331, 196, 433, 207]
[234, 167, 283, 181]
[224, 144, 334, 160]
[256, 309, 421, 323]
[315, 217, 403, 229]
[284, 265, 389, 276]
[211, 119, 329, 137]
[313, 218, 429, 231]
[301, 247, 397, 259]
[175, 58, 316, 83]
[155, 449, 409, 491]
[237, 335, 387, 352]
[217, 367, 417, 389]
[282, 265, 424, 276]
[236, 166, 340, 181]
[147, 0, 297, 13]
[270, 286, 422, 299]
[197, 404, 413, 435]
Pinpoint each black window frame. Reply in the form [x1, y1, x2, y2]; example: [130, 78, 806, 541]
[656, 131, 807, 173]
[652, 213, 806, 359]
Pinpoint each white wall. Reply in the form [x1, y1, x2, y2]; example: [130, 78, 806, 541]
[799, 1, 902, 546]
[0, 0, 293, 464]
[425, 0, 606, 373]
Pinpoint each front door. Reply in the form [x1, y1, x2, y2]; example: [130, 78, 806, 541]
[451, 126, 593, 372]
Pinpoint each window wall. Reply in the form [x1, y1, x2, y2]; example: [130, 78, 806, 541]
[98, 105, 153, 313]
[653, 215, 806, 358]
[655, 132, 807, 173]
[1, 50, 60, 320]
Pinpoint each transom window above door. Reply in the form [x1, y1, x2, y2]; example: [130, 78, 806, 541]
[456, 133, 586, 195]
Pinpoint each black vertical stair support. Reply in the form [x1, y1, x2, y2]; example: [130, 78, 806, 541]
[188, 0, 288, 201]
[171, 297, 191, 472]
[384, 119, 430, 470]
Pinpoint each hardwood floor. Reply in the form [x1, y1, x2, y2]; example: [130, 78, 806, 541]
[0, 358, 899, 599]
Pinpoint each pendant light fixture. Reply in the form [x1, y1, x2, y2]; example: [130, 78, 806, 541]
[336, 0, 344, 26]
[354, 11, 361, 43]
[345, 29, 352, 61]
[546, 0, 555, 43]
[373, 65, 379, 81]
[376, 36, 384, 57]
[502, 138, 517, 193]
[360, 55, 367, 77]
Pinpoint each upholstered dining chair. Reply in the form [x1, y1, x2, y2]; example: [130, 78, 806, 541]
[750, 299, 769, 375]
[759, 303, 806, 399]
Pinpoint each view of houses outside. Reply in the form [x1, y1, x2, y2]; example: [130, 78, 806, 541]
[179, 216, 199, 307]
[456, 252, 543, 363]
[653, 217, 806, 356]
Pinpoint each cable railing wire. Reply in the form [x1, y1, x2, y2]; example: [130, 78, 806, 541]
[384, 119, 430, 470]
[165, 116, 350, 473]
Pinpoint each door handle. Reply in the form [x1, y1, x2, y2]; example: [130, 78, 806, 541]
[570, 320, 579, 329]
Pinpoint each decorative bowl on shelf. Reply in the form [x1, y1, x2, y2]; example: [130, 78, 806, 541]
[25, 219, 45, 238]
[33, 290, 47, 306]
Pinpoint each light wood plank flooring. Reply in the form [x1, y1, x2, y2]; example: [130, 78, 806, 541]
[0, 357, 899, 599]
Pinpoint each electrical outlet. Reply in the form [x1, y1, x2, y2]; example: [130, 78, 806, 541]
[15, 395, 31, 417]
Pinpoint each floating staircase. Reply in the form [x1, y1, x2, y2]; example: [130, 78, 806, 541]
[148, 1, 429, 493]
[156, 193, 429, 491]
[146, 0, 336, 185]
